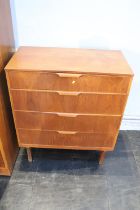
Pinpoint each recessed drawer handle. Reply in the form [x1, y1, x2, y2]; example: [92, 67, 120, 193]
[56, 91, 80, 96]
[57, 131, 77, 135]
[56, 73, 82, 78]
[57, 113, 79, 117]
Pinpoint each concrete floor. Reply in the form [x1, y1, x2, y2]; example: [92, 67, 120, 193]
[0, 131, 140, 210]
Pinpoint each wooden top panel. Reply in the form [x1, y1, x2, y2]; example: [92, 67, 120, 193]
[5, 47, 133, 76]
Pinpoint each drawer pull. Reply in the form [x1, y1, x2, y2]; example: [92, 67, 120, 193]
[57, 113, 78, 117]
[56, 73, 82, 78]
[57, 91, 80, 96]
[57, 131, 77, 135]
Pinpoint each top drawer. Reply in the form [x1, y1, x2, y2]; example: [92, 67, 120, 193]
[7, 71, 130, 94]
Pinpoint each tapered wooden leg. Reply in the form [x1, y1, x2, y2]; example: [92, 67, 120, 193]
[26, 148, 32, 162]
[99, 151, 106, 165]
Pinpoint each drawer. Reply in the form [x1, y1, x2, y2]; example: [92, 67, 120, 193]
[18, 129, 115, 150]
[11, 90, 127, 115]
[8, 71, 130, 93]
[14, 111, 121, 133]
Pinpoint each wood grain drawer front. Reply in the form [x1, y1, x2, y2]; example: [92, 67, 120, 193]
[14, 111, 121, 133]
[8, 71, 130, 93]
[11, 90, 127, 115]
[18, 129, 115, 149]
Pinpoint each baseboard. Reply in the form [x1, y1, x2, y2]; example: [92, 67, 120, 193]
[120, 115, 140, 130]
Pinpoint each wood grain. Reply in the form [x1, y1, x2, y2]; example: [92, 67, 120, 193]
[10, 90, 127, 115]
[14, 111, 121, 133]
[18, 129, 115, 150]
[5, 47, 133, 76]
[5, 47, 133, 164]
[8, 71, 131, 93]
[0, 72, 18, 175]
[0, 0, 18, 176]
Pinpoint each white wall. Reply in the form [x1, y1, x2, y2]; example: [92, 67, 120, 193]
[10, 0, 140, 129]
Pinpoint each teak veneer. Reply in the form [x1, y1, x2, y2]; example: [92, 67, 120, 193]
[5, 47, 133, 164]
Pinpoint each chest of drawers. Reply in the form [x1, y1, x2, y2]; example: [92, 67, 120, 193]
[5, 47, 133, 164]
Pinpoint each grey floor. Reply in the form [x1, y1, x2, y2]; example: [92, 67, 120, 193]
[0, 131, 140, 210]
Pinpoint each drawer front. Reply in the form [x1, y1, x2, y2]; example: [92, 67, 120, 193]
[18, 129, 115, 149]
[8, 71, 130, 93]
[10, 90, 127, 115]
[14, 111, 121, 133]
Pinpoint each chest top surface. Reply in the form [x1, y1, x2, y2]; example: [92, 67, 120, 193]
[5, 47, 133, 76]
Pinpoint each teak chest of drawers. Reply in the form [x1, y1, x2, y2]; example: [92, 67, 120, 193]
[5, 47, 133, 164]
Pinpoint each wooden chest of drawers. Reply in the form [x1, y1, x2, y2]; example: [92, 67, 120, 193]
[5, 47, 133, 164]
